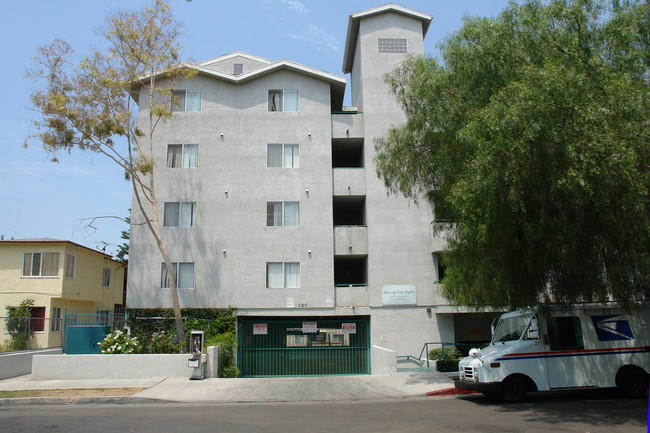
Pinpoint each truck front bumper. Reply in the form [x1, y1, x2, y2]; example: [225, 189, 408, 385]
[455, 379, 502, 394]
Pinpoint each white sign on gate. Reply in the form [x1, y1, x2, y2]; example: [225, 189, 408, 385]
[302, 322, 317, 333]
[342, 323, 356, 334]
[253, 324, 268, 335]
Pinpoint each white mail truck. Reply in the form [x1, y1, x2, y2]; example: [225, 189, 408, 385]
[455, 304, 649, 402]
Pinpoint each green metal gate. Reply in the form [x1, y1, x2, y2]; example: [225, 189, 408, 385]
[238, 317, 370, 376]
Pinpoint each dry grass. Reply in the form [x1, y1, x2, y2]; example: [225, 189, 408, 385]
[0, 388, 145, 398]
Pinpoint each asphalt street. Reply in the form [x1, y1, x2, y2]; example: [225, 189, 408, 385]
[0, 389, 647, 433]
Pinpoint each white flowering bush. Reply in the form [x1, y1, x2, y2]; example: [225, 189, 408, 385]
[146, 330, 179, 353]
[98, 329, 141, 354]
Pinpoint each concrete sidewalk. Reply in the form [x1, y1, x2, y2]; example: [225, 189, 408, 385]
[0, 371, 455, 405]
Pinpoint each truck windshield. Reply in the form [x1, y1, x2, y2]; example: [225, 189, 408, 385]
[492, 314, 533, 343]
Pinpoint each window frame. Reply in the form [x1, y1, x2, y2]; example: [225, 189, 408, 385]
[160, 262, 195, 289]
[163, 201, 197, 227]
[50, 307, 62, 333]
[171, 89, 201, 112]
[267, 143, 299, 168]
[166, 143, 199, 168]
[266, 262, 300, 289]
[268, 89, 299, 112]
[266, 201, 300, 227]
[547, 316, 585, 351]
[1, 306, 45, 333]
[22, 252, 60, 278]
[102, 267, 111, 288]
[64, 253, 76, 279]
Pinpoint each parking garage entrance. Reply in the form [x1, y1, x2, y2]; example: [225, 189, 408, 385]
[238, 316, 370, 377]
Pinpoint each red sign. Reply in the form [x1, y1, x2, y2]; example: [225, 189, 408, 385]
[342, 323, 356, 334]
[253, 324, 268, 335]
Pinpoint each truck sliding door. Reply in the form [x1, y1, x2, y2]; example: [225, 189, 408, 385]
[544, 316, 594, 388]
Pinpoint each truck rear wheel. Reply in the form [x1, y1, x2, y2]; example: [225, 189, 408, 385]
[616, 367, 649, 399]
[501, 376, 527, 402]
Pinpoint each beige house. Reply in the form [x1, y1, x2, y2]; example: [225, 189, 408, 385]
[0, 239, 126, 349]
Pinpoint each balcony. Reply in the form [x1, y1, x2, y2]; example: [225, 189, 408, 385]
[334, 225, 368, 255]
[332, 112, 363, 139]
[332, 168, 365, 196]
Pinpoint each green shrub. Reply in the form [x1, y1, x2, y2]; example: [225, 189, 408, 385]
[99, 330, 141, 354]
[429, 346, 463, 372]
[127, 307, 238, 375]
[0, 340, 15, 352]
[206, 331, 239, 378]
[221, 365, 240, 378]
[5, 299, 34, 351]
[146, 330, 179, 354]
[435, 359, 461, 372]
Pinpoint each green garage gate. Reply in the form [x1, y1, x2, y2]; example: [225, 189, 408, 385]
[238, 317, 370, 377]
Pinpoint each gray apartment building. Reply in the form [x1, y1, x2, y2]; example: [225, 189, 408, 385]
[127, 4, 493, 375]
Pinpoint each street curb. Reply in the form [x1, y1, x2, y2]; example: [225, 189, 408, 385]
[426, 387, 479, 397]
[0, 396, 162, 407]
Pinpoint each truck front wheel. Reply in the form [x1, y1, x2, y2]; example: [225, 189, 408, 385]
[616, 367, 649, 399]
[501, 375, 527, 402]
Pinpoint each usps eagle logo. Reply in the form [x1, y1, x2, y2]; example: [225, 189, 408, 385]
[591, 315, 635, 341]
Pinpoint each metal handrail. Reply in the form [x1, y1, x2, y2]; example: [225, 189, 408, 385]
[397, 342, 478, 368]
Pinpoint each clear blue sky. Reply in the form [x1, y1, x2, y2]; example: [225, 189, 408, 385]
[0, 0, 511, 257]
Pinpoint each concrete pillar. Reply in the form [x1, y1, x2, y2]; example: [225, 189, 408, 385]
[206, 345, 219, 378]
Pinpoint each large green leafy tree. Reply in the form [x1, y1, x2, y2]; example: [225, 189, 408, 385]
[376, 0, 649, 309]
[25, 0, 194, 350]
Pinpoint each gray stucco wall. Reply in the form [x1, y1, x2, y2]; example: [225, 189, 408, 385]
[128, 6, 458, 359]
[129, 70, 336, 310]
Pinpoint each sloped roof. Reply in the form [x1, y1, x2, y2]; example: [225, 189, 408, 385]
[0, 238, 121, 263]
[132, 52, 347, 110]
[342, 3, 432, 73]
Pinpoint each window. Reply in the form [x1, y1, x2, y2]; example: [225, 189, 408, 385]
[434, 253, 446, 283]
[171, 90, 201, 112]
[164, 202, 196, 227]
[430, 191, 455, 222]
[166, 144, 199, 168]
[233, 63, 243, 75]
[266, 262, 300, 288]
[267, 201, 300, 227]
[161, 262, 195, 289]
[22, 252, 60, 277]
[378, 38, 407, 53]
[6, 306, 47, 333]
[97, 310, 110, 326]
[548, 316, 584, 350]
[64, 253, 76, 279]
[102, 267, 111, 287]
[268, 89, 299, 112]
[30, 307, 46, 332]
[267, 143, 299, 168]
[50, 307, 62, 332]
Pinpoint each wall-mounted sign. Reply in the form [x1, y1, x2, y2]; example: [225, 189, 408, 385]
[342, 323, 356, 334]
[382, 285, 417, 305]
[253, 324, 268, 335]
[302, 322, 317, 333]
